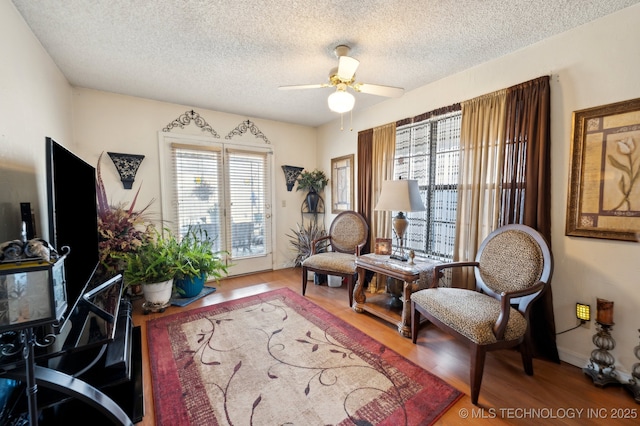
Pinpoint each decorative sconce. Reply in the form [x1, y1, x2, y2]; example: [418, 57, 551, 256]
[108, 152, 145, 189]
[576, 302, 591, 323]
[281, 165, 304, 192]
[583, 298, 621, 388]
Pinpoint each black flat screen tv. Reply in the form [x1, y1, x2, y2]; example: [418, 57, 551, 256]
[45, 137, 100, 323]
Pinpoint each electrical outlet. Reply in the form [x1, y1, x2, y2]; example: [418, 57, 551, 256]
[281, 200, 286, 207]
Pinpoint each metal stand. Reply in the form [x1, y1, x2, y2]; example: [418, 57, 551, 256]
[5, 365, 133, 425]
[583, 322, 622, 387]
[625, 328, 640, 403]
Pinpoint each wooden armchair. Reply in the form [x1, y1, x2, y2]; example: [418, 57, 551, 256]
[301, 211, 368, 306]
[410, 224, 553, 405]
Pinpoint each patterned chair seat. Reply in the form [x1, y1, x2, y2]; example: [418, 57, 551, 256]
[410, 288, 527, 345]
[302, 252, 357, 275]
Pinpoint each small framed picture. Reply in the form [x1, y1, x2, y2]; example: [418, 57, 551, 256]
[375, 238, 392, 255]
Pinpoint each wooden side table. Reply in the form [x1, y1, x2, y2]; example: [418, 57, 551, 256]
[353, 253, 440, 338]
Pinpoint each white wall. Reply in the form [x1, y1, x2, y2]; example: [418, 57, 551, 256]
[0, 1, 74, 241]
[72, 88, 317, 271]
[317, 5, 640, 373]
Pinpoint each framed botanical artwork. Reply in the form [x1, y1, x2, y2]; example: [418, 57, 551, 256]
[331, 154, 354, 213]
[374, 238, 392, 255]
[566, 97, 640, 241]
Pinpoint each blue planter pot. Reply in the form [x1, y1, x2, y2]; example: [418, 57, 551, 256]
[175, 274, 206, 298]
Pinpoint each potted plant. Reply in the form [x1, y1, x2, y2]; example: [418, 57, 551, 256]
[296, 169, 329, 212]
[118, 228, 181, 311]
[174, 227, 229, 298]
[286, 222, 327, 267]
[95, 152, 155, 287]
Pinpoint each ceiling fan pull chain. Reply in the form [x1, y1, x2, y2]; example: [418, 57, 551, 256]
[350, 109, 353, 132]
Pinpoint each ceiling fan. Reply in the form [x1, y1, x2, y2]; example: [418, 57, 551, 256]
[279, 45, 405, 113]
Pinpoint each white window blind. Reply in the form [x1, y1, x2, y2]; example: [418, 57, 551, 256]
[170, 143, 223, 251]
[225, 148, 270, 257]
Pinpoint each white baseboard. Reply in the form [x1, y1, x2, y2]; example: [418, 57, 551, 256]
[558, 347, 632, 383]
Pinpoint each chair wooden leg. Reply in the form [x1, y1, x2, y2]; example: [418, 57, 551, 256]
[302, 266, 308, 296]
[520, 337, 534, 376]
[346, 275, 354, 307]
[411, 302, 420, 344]
[469, 343, 487, 406]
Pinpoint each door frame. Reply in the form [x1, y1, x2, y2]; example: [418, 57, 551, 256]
[157, 131, 275, 276]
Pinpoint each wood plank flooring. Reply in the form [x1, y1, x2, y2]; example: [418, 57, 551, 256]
[131, 268, 638, 425]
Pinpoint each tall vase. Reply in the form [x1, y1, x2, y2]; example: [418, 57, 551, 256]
[306, 190, 320, 213]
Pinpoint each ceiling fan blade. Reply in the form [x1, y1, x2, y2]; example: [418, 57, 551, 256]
[337, 56, 359, 81]
[278, 84, 328, 90]
[355, 83, 404, 98]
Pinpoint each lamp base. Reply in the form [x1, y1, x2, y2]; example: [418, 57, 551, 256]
[390, 254, 408, 262]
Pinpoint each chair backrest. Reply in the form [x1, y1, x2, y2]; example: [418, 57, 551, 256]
[328, 211, 368, 254]
[475, 224, 552, 298]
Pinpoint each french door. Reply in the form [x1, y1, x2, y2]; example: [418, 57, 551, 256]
[159, 133, 273, 276]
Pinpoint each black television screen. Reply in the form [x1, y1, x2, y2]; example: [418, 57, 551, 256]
[45, 137, 100, 320]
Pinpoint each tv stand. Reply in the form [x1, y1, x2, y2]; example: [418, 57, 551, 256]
[0, 279, 143, 424]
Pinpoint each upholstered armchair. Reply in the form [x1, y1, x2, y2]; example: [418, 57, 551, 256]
[410, 224, 553, 405]
[301, 211, 368, 306]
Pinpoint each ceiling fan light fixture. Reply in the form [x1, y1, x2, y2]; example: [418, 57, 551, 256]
[328, 89, 355, 113]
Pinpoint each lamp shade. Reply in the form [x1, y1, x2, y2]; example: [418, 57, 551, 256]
[328, 90, 355, 113]
[375, 179, 425, 212]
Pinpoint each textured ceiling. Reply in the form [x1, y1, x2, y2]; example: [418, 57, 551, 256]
[11, 0, 640, 127]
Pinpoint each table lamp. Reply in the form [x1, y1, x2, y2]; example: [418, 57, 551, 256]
[374, 179, 425, 261]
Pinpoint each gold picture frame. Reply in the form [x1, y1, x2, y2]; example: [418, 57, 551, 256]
[331, 154, 354, 213]
[566, 97, 640, 241]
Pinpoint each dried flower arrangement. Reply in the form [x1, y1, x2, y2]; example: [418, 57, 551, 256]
[96, 152, 155, 277]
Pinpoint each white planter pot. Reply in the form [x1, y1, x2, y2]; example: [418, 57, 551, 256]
[142, 279, 174, 305]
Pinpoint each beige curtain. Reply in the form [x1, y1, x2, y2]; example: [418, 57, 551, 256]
[370, 123, 396, 249]
[455, 90, 507, 289]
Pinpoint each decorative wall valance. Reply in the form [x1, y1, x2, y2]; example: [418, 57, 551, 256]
[162, 110, 220, 138]
[225, 120, 271, 144]
[161, 111, 271, 145]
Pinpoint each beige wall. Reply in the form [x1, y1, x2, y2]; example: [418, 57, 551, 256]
[318, 5, 640, 374]
[0, 1, 74, 241]
[71, 88, 317, 270]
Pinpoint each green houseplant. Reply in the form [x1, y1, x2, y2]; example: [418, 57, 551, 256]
[174, 227, 229, 297]
[296, 169, 329, 213]
[118, 228, 181, 310]
[286, 222, 327, 267]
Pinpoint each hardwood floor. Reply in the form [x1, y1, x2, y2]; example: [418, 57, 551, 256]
[131, 268, 638, 425]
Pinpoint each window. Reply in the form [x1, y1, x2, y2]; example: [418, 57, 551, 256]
[394, 111, 461, 261]
[171, 144, 223, 251]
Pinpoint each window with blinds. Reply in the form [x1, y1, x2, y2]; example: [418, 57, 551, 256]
[394, 111, 461, 261]
[167, 142, 271, 263]
[170, 144, 223, 251]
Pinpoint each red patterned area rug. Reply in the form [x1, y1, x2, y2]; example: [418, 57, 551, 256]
[147, 287, 462, 425]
